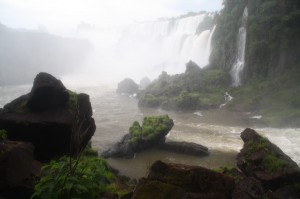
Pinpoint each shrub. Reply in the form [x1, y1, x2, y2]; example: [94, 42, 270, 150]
[31, 156, 114, 199]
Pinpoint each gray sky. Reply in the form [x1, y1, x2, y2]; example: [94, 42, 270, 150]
[0, 0, 222, 35]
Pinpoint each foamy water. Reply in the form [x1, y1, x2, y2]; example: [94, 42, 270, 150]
[1, 85, 299, 178]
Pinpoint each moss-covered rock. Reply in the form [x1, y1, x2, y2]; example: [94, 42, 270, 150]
[237, 128, 300, 190]
[132, 160, 235, 199]
[101, 115, 174, 158]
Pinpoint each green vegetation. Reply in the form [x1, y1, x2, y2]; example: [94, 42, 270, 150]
[244, 136, 288, 173]
[67, 91, 78, 110]
[227, 68, 300, 127]
[263, 153, 287, 173]
[138, 62, 230, 110]
[0, 129, 7, 142]
[31, 144, 132, 199]
[129, 115, 173, 143]
[31, 155, 114, 199]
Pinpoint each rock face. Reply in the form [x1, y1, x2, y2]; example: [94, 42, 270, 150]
[132, 160, 235, 199]
[237, 128, 300, 190]
[0, 141, 41, 199]
[0, 72, 96, 161]
[116, 78, 139, 95]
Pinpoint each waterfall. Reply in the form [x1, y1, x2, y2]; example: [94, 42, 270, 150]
[230, 7, 248, 87]
[77, 13, 216, 82]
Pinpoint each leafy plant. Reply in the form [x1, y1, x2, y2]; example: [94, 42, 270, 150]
[31, 156, 114, 199]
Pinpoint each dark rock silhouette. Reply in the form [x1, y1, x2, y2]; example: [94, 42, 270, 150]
[0, 72, 96, 161]
[26, 72, 69, 110]
[0, 141, 41, 199]
[132, 160, 235, 199]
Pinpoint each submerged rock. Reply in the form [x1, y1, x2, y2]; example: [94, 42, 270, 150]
[237, 128, 300, 190]
[161, 141, 209, 156]
[132, 160, 235, 199]
[0, 72, 96, 161]
[116, 78, 139, 95]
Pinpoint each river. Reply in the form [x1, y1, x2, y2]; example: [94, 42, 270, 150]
[1, 84, 299, 179]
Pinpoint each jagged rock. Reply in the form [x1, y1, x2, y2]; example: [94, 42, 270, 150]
[232, 177, 264, 199]
[102, 115, 173, 158]
[132, 160, 235, 199]
[161, 141, 209, 156]
[0, 73, 96, 161]
[116, 78, 139, 95]
[27, 72, 69, 110]
[0, 141, 41, 199]
[237, 128, 300, 190]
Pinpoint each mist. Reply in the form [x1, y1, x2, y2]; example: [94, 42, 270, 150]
[0, 0, 222, 86]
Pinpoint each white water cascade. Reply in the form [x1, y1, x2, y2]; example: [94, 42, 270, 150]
[231, 7, 248, 87]
[76, 13, 216, 83]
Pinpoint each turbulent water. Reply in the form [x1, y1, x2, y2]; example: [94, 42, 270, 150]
[1, 85, 300, 179]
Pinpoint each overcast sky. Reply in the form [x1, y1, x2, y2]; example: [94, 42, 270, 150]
[0, 0, 222, 35]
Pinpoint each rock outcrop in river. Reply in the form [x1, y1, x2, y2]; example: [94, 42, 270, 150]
[102, 115, 209, 158]
[0, 72, 96, 161]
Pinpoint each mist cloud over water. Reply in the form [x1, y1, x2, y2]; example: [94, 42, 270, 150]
[0, 0, 222, 85]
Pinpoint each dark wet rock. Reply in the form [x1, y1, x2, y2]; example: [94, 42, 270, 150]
[116, 78, 139, 95]
[0, 141, 41, 199]
[132, 160, 235, 199]
[102, 115, 173, 158]
[0, 73, 96, 161]
[232, 177, 264, 199]
[27, 72, 69, 110]
[237, 128, 300, 190]
[161, 140, 209, 156]
[101, 134, 135, 158]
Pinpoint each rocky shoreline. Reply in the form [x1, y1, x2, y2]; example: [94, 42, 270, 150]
[1, 73, 299, 199]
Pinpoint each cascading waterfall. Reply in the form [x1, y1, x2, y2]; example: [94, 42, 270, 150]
[77, 13, 216, 82]
[230, 7, 248, 87]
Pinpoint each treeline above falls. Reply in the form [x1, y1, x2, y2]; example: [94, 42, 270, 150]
[0, 24, 93, 86]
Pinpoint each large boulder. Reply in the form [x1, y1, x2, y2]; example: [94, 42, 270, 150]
[26, 72, 69, 110]
[236, 128, 300, 190]
[132, 160, 235, 199]
[116, 78, 139, 95]
[102, 115, 174, 158]
[0, 141, 41, 199]
[0, 73, 96, 161]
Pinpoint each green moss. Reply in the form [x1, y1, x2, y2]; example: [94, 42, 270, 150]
[81, 141, 98, 157]
[67, 91, 78, 109]
[128, 115, 173, 144]
[245, 138, 269, 153]
[263, 153, 288, 173]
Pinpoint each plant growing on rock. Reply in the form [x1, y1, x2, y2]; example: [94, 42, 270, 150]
[129, 115, 174, 144]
